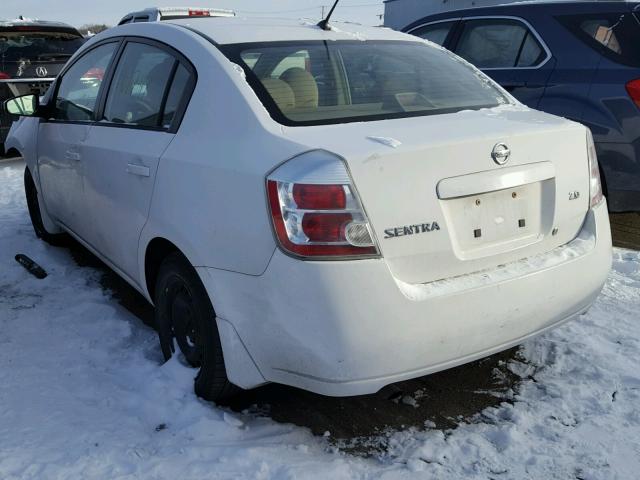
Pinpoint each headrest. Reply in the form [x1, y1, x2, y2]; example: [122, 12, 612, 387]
[261, 77, 295, 111]
[280, 67, 319, 109]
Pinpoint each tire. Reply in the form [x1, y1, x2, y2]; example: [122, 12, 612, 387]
[154, 252, 238, 402]
[24, 167, 67, 246]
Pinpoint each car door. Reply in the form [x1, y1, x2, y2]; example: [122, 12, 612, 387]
[81, 39, 195, 282]
[37, 41, 119, 234]
[550, 11, 633, 129]
[450, 17, 554, 109]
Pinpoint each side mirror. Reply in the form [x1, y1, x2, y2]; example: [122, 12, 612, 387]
[4, 94, 39, 116]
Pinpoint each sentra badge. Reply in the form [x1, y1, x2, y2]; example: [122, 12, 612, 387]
[384, 222, 440, 239]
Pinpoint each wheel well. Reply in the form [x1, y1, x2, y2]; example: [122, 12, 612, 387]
[5, 147, 21, 159]
[144, 238, 180, 301]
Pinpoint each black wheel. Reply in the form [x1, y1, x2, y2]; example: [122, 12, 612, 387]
[24, 167, 67, 246]
[154, 252, 238, 402]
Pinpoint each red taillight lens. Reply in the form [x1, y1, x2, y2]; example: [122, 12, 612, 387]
[267, 179, 378, 258]
[626, 79, 640, 108]
[0, 72, 10, 80]
[83, 68, 104, 80]
[267, 151, 379, 259]
[302, 213, 352, 242]
[292, 184, 346, 210]
[189, 9, 211, 16]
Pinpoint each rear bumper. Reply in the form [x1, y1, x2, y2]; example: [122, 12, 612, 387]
[199, 202, 612, 396]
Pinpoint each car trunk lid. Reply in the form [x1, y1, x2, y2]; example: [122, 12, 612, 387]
[282, 106, 591, 284]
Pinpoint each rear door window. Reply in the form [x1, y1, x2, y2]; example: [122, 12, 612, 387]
[410, 21, 457, 46]
[103, 42, 176, 127]
[454, 19, 546, 68]
[161, 63, 192, 128]
[557, 12, 640, 67]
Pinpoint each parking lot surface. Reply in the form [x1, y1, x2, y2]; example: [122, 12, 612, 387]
[2, 158, 640, 478]
[610, 213, 640, 250]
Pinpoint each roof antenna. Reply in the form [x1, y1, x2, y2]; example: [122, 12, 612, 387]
[317, 0, 340, 31]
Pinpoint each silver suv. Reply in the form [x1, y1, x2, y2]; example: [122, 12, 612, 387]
[118, 6, 235, 25]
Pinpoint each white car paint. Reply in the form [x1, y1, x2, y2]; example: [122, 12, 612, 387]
[6, 18, 612, 396]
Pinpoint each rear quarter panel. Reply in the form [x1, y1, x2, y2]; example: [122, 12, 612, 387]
[139, 29, 307, 281]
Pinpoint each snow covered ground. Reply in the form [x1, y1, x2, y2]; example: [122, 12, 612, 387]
[1, 159, 639, 479]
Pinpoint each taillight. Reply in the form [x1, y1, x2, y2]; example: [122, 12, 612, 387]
[293, 184, 345, 210]
[83, 68, 104, 80]
[0, 72, 10, 80]
[267, 151, 379, 258]
[586, 130, 604, 208]
[189, 9, 211, 16]
[626, 79, 640, 108]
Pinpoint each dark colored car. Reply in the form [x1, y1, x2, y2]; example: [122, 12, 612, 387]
[402, 1, 640, 212]
[0, 18, 84, 153]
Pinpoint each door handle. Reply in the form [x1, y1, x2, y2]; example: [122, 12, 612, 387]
[126, 163, 150, 177]
[64, 150, 81, 161]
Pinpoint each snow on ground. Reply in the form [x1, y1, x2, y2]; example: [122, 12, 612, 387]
[1, 160, 639, 479]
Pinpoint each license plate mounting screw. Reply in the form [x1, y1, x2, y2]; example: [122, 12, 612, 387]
[475, 199, 481, 206]
[512, 192, 517, 199]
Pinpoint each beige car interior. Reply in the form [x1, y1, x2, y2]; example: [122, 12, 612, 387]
[259, 64, 431, 121]
[261, 67, 319, 113]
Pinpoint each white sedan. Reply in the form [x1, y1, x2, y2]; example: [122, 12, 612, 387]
[5, 17, 612, 400]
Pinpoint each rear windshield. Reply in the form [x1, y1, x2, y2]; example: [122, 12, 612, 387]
[557, 12, 640, 67]
[221, 40, 509, 126]
[0, 30, 84, 64]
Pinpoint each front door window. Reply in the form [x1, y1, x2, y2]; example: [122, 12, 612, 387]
[54, 42, 117, 121]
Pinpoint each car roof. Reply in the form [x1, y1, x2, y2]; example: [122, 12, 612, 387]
[0, 17, 80, 32]
[164, 16, 410, 44]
